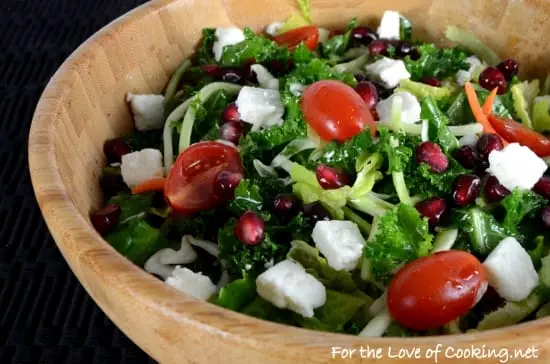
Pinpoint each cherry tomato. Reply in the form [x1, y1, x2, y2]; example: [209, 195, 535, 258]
[165, 141, 243, 213]
[301, 80, 376, 142]
[272, 26, 319, 51]
[488, 114, 550, 157]
[387, 250, 488, 331]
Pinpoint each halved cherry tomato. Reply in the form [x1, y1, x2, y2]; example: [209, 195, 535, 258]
[272, 26, 319, 51]
[301, 80, 376, 142]
[165, 141, 243, 213]
[387, 250, 488, 331]
[488, 114, 550, 157]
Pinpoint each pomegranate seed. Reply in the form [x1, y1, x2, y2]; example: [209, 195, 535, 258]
[273, 193, 300, 217]
[454, 145, 479, 170]
[476, 134, 504, 161]
[90, 204, 121, 235]
[354, 81, 379, 109]
[368, 40, 389, 57]
[421, 77, 442, 87]
[416, 142, 449, 173]
[534, 176, 550, 199]
[415, 197, 447, 227]
[351, 26, 378, 46]
[100, 173, 126, 198]
[452, 174, 481, 207]
[220, 68, 243, 83]
[497, 59, 519, 81]
[395, 41, 415, 58]
[103, 138, 132, 163]
[315, 164, 350, 189]
[235, 211, 265, 246]
[214, 171, 243, 200]
[478, 67, 507, 94]
[484, 175, 510, 202]
[220, 121, 244, 145]
[203, 64, 221, 77]
[542, 207, 550, 229]
[303, 202, 331, 223]
[221, 103, 240, 124]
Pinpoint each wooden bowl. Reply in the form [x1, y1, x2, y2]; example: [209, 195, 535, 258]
[28, 0, 550, 362]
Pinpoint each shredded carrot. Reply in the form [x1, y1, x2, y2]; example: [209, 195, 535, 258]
[464, 82, 498, 134]
[482, 87, 498, 115]
[131, 177, 166, 194]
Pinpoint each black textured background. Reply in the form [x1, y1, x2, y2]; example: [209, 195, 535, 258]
[0, 0, 155, 362]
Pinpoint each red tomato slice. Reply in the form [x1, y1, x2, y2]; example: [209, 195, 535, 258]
[488, 114, 550, 157]
[165, 141, 243, 213]
[301, 80, 376, 142]
[272, 26, 319, 51]
[387, 251, 488, 331]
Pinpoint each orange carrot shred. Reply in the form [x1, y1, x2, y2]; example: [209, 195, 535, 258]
[131, 177, 166, 195]
[482, 87, 498, 115]
[464, 82, 498, 135]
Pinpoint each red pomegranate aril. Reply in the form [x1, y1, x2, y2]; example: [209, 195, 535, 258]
[416, 141, 449, 173]
[395, 41, 415, 58]
[354, 81, 379, 109]
[220, 121, 244, 145]
[534, 176, 550, 199]
[351, 26, 378, 46]
[542, 207, 550, 229]
[222, 103, 241, 124]
[203, 64, 221, 76]
[303, 202, 331, 222]
[103, 138, 132, 163]
[90, 204, 121, 235]
[220, 68, 243, 83]
[273, 193, 300, 217]
[368, 40, 389, 56]
[454, 145, 479, 170]
[214, 171, 243, 200]
[478, 67, 508, 94]
[477, 133, 504, 161]
[315, 164, 350, 189]
[484, 175, 510, 203]
[415, 197, 447, 227]
[497, 59, 519, 81]
[453, 174, 481, 207]
[421, 76, 442, 87]
[235, 211, 265, 246]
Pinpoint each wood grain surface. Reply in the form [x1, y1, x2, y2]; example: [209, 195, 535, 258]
[28, 0, 550, 362]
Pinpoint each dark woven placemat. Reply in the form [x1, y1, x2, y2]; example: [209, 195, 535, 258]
[0, 1, 156, 362]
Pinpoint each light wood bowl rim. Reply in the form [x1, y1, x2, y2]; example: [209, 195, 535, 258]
[27, 0, 550, 357]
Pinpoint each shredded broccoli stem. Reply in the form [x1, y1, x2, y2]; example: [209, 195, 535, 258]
[377, 120, 483, 136]
[342, 206, 371, 235]
[445, 25, 500, 65]
[163, 97, 193, 174]
[349, 193, 394, 217]
[164, 59, 191, 102]
[432, 229, 458, 253]
[332, 53, 369, 74]
[359, 307, 391, 337]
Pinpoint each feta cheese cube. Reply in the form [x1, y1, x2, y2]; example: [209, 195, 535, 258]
[250, 64, 279, 89]
[166, 266, 217, 300]
[126, 93, 165, 131]
[213, 27, 245, 62]
[456, 56, 482, 86]
[487, 143, 547, 191]
[265, 22, 283, 36]
[483, 237, 538, 301]
[120, 148, 163, 188]
[235, 86, 284, 131]
[377, 10, 401, 40]
[375, 91, 421, 124]
[365, 57, 411, 88]
[311, 220, 365, 271]
[256, 260, 326, 317]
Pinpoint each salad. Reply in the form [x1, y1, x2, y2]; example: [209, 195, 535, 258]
[90, 2, 550, 337]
